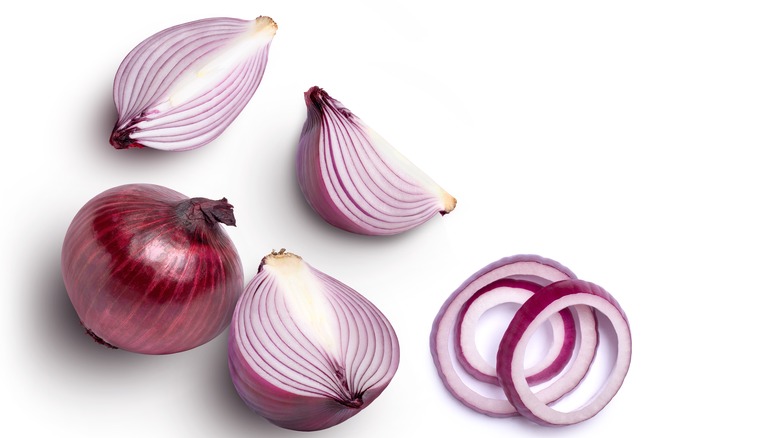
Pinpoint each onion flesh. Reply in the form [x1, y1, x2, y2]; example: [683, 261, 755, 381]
[61, 183, 243, 354]
[453, 278, 578, 386]
[296, 86, 456, 235]
[430, 254, 579, 417]
[111, 16, 277, 151]
[228, 250, 400, 431]
[497, 279, 632, 426]
[431, 254, 630, 427]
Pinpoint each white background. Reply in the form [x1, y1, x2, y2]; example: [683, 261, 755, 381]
[2, 0, 778, 436]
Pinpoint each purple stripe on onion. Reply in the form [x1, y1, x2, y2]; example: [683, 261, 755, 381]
[61, 183, 243, 354]
[296, 86, 456, 235]
[111, 16, 277, 151]
[228, 250, 400, 431]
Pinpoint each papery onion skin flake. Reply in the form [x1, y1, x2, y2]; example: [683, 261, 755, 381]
[111, 16, 277, 151]
[61, 183, 243, 354]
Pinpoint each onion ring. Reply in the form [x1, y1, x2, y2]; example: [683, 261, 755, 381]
[496, 279, 632, 426]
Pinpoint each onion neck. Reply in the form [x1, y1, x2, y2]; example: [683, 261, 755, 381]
[175, 197, 236, 232]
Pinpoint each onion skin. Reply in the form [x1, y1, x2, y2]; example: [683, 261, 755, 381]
[229, 345, 387, 431]
[61, 184, 243, 354]
[296, 86, 456, 235]
[111, 16, 277, 151]
[228, 250, 399, 431]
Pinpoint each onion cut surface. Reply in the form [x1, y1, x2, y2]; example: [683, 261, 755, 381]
[296, 86, 456, 235]
[111, 16, 277, 151]
[228, 250, 400, 431]
[430, 255, 630, 426]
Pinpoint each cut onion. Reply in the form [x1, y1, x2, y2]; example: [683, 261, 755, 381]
[228, 250, 399, 431]
[111, 16, 277, 151]
[497, 279, 632, 426]
[453, 278, 577, 386]
[430, 255, 624, 426]
[430, 254, 579, 417]
[296, 86, 456, 235]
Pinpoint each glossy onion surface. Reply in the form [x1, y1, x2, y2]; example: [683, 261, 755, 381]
[61, 183, 244, 354]
[229, 250, 399, 431]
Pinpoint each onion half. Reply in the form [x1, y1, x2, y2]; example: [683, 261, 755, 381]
[61, 183, 243, 354]
[111, 16, 277, 151]
[228, 250, 400, 431]
[296, 86, 456, 235]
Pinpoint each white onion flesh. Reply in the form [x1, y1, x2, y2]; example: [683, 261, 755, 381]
[111, 16, 277, 151]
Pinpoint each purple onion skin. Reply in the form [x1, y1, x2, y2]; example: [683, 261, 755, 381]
[61, 184, 243, 354]
[228, 335, 386, 431]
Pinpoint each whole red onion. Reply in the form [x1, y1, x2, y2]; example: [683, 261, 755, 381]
[61, 183, 244, 354]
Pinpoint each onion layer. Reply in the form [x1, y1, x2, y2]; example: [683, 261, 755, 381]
[296, 86, 456, 235]
[497, 279, 632, 426]
[228, 250, 400, 431]
[430, 255, 579, 417]
[454, 279, 577, 386]
[61, 183, 243, 354]
[431, 255, 630, 427]
[111, 16, 277, 151]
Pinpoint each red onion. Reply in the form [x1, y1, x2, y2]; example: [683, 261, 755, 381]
[296, 86, 456, 235]
[228, 249, 399, 431]
[430, 254, 584, 417]
[431, 255, 630, 427]
[61, 183, 243, 354]
[430, 255, 598, 417]
[111, 16, 277, 151]
[454, 278, 578, 386]
[497, 279, 632, 426]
